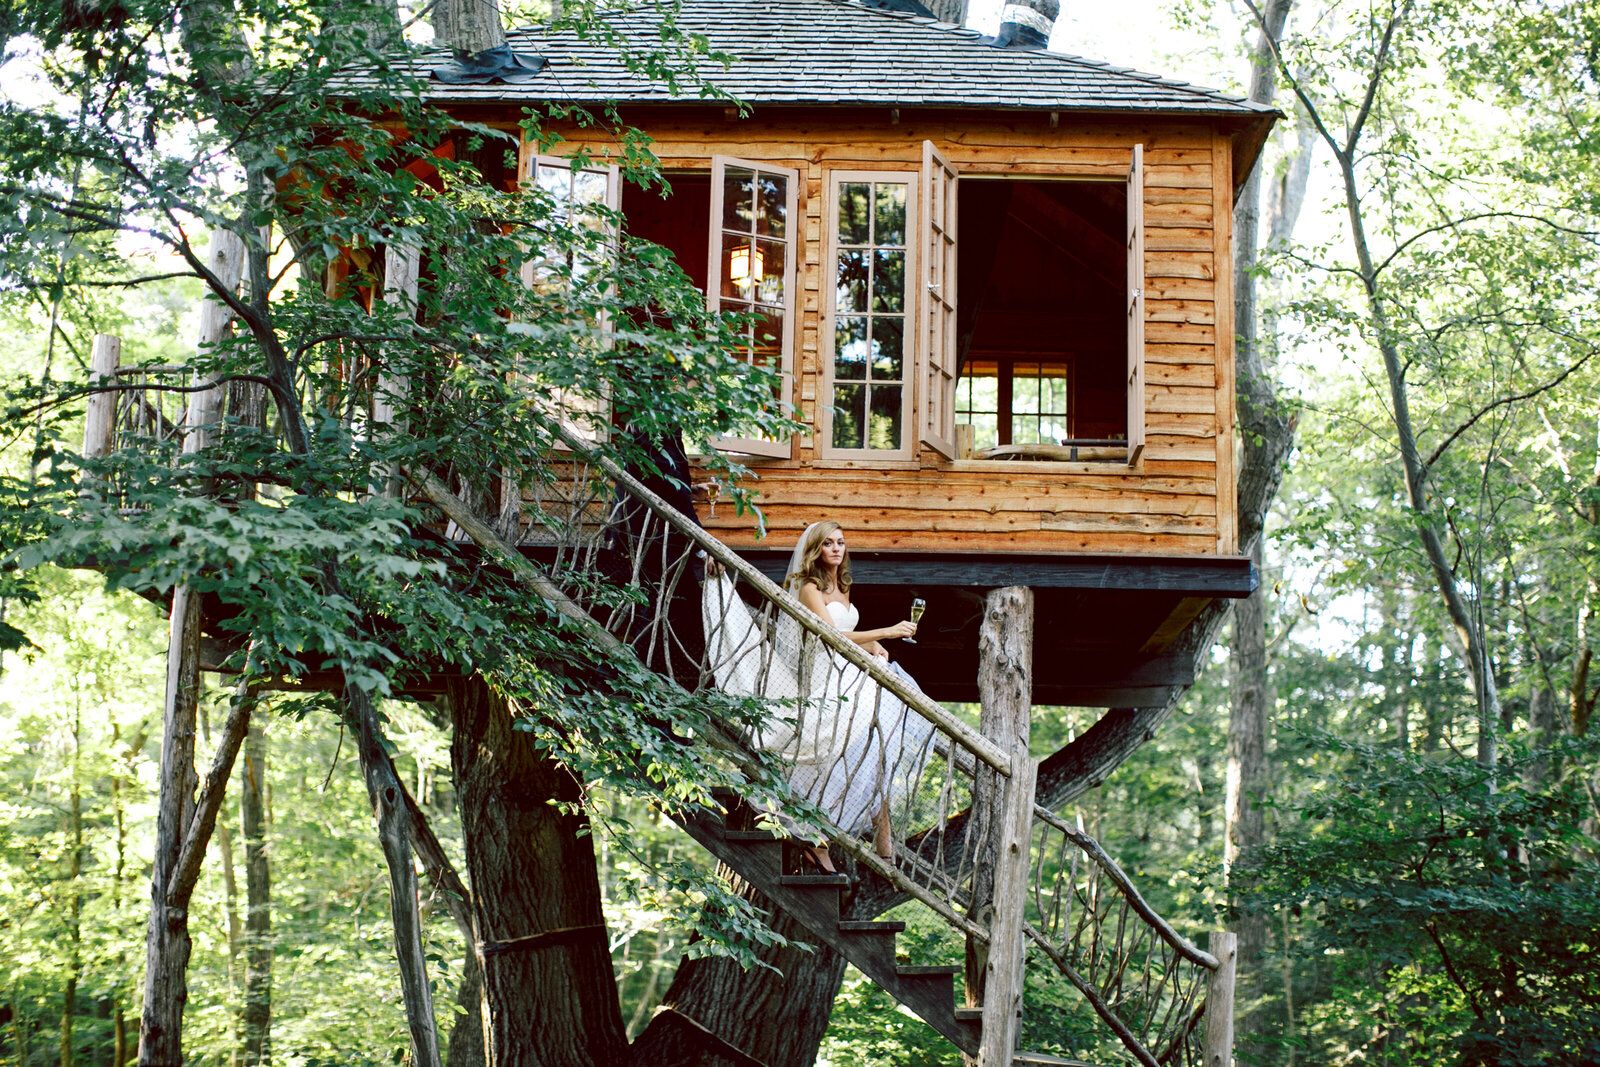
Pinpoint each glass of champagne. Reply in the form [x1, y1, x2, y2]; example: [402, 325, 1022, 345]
[904, 597, 926, 644]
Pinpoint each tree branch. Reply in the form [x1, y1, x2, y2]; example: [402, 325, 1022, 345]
[1423, 347, 1598, 471]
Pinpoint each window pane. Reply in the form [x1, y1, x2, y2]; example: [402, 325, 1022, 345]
[833, 384, 866, 449]
[723, 167, 754, 232]
[572, 168, 608, 209]
[970, 412, 998, 450]
[874, 183, 906, 245]
[755, 237, 786, 305]
[835, 317, 869, 381]
[755, 173, 787, 238]
[871, 250, 905, 312]
[722, 233, 758, 300]
[1012, 416, 1042, 445]
[871, 318, 903, 379]
[1040, 416, 1068, 443]
[868, 386, 902, 450]
[753, 309, 785, 366]
[536, 163, 569, 206]
[837, 183, 872, 244]
[836, 250, 869, 312]
[1014, 375, 1040, 414]
[1045, 375, 1068, 412]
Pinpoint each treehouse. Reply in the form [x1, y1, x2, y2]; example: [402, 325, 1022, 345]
[393, 0, 1274, 706]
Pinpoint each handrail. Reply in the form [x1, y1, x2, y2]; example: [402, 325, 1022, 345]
[1033, 805, 1217, 970]
[555, 422, 1013, 776]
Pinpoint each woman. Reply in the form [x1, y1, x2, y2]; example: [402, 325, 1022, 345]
[702, 521, 935, 868]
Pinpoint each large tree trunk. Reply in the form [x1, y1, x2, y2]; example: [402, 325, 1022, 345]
[434, 0, 506, 52]
[1227, 0, 1298, 1054]
[241, 713, 271, 1067]
[630, 883, 848, 1067]
[446, 675, 628, 1067]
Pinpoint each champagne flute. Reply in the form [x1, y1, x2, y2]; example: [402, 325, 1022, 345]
[904, 597, 926, 644]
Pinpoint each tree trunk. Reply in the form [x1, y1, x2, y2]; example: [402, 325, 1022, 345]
[968, 588, 1033, 1067]
[1227, 0, 1297, 1054]
[347, 685, 443, 1067]
[925, 0, 969, 26]
[1224, 540, 1271, 1046]
[138, 586, 204, 1067]
[434, 0, 506, 53]
[242, 713, 271, 1067]
[631, 879, 847, 1067]
[446, 675, 628, 1067]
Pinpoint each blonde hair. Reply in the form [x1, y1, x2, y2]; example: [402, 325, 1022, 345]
[786, 520, 852, 595]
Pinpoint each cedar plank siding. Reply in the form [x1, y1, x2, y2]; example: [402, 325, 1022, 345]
[527, 112, 1236, 557]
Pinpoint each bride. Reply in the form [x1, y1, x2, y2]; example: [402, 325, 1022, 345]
[702, 520, 935, 866]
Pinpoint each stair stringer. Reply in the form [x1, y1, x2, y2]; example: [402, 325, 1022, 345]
[673, 804, 982, 1057]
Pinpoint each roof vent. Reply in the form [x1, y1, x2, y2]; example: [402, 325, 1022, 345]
[992, 0, 1058, 48]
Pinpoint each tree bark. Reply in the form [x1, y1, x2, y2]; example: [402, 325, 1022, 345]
[965, 588, 1033, 1066]
[242, 712, 271, 1067]
[630, 881, 848, 1067]
[446, 675, 628, 1067]
[138, 586, 204, 1067]
[925, 0, 969, 26]
[1227, 0, 1298, 1054]
[434, 0, 506, 53]
[347, 685, 443, 1067]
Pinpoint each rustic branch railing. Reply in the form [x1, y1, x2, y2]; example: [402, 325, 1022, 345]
[1019, 807, 1219, 1066]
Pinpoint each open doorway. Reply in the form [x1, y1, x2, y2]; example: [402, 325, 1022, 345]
[955, 179, 1128, 461]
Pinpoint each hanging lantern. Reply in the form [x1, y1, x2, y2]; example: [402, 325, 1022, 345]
[729, 243, 764, 287]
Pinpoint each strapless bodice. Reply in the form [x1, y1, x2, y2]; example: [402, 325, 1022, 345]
[826, 599, 859, 631]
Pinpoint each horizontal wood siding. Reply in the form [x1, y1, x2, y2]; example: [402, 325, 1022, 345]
[540, 113, 1234, 556]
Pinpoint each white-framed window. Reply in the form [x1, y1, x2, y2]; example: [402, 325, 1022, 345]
[705, 156, 799, 459]
[822, 169, 919, 460]
[518, 152, 621, 446]
[928, 143, 1147, 467]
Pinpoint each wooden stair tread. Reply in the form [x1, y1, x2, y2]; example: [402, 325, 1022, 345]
[896, 964, 961, 977]
[778, 873, 850, 887]
[953, 1007, 983, 1022]
[1013, 1054, 1106, 1067]
[838, 920, 906, 933]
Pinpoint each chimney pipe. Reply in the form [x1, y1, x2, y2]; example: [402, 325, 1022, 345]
[994, 0, 1058, 48]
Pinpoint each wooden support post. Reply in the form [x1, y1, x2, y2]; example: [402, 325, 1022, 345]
[82, 334, 121, 458]
[374, 243, 420, 497]
[1203, 931, 1238, 1067]
[183, 230, 247, 455]
[968, 587, 1034, 1067]
[138, 586, 204, 1067]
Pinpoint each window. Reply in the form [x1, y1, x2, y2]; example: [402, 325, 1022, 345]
[823, 171, 917, 459]
[956, 360, 1072, 451]
[936, 147, 1146, 466]
[518, 153, 621, 446]
[706, 157, 798, 458]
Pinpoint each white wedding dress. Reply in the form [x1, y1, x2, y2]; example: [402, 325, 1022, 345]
[702, 573, 936, 836]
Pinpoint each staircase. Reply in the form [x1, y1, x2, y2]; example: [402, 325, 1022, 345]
[677, 788, 983, 1056]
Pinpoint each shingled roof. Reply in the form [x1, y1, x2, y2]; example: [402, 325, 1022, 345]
[395, 0, 1274, 119]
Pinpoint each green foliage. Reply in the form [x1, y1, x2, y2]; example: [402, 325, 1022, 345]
[1238, 737, 1600, 1065]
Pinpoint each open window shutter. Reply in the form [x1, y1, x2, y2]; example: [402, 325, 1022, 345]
[707, 155, 799, 459]
[920, 140, 959, 459]
[1126, 143, 1145, 467]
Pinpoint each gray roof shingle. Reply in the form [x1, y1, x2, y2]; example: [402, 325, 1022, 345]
[369, 0, 1273, 118]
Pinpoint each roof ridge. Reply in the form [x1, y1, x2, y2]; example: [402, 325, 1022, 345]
[812, 0, 1255, 108]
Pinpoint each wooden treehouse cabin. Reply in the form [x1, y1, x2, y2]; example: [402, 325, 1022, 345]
[84, 1, 1273, 1063]
[398, 0, 1274, 707]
